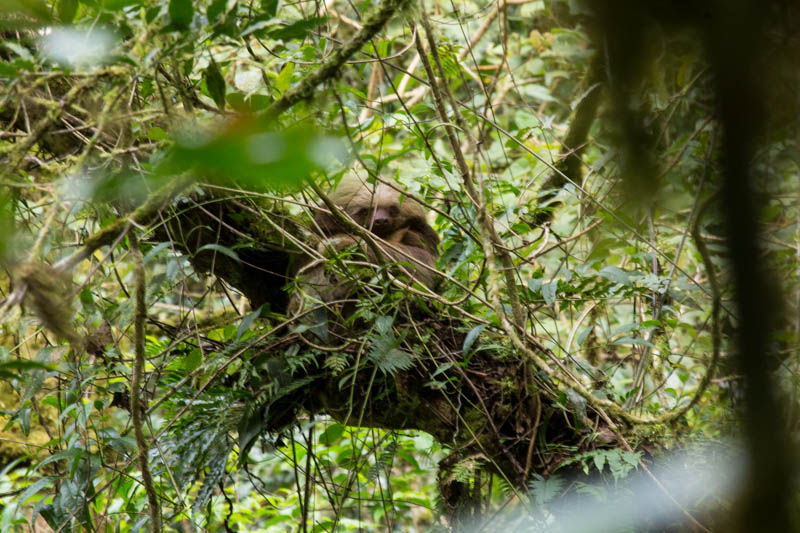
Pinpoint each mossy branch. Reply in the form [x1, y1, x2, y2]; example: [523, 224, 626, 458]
[129, 232, 162, 532]
[55, 176, 192, 272]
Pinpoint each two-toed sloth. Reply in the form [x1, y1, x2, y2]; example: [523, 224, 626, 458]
[291, 177, 439, 319]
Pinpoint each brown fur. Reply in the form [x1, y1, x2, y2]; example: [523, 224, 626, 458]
[289, 178, 440, 324]
[313, 177, 439, 289]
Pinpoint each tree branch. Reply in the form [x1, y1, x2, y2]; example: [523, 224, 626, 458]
[129, 232, 161, 532]
[265, 0, 413, 119]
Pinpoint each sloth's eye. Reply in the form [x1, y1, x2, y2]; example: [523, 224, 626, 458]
[388, 206, 399, 217]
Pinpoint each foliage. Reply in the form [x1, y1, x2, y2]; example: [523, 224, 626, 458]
[0, 0, 798, 531]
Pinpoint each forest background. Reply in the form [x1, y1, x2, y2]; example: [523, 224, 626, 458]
[0, 0, 799, 531]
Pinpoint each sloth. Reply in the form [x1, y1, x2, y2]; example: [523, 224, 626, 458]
[289, 177, 439, 330]
[314, 176, 439, 287]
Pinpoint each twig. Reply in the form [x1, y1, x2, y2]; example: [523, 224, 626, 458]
[1, 75, 94, 174]
[358, 61, 381, 122]
[416, 9, 526, 329]
[416, 19, 714, 424]
[265, 0, 413, 119]
[683, 196, 721, 416]
[595, 408, 712, 533]
[28, 200, 60, 260]
[54, 176, 192, 272]
[129, 232, 161, 532]
[629, 129, 716, 405]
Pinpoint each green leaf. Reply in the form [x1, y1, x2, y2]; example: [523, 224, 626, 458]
[181, 348, 202, 372]
[462, 324, 485, 355]
[195, 243, 241, 262]
[520, 83, 556, 102]
[105, 0, 139, 10]
[0, 61, 16, 76]
[598, 266, 631, 286]
[275, 61, 294, 94]
[368, 316, 415, 375]
[605, 449, 638, 481]
[621, 450, 642, 467]
[265, 516, 292, 528]
[371, 347, 414, 374]
[35, 448, 83, 472]
[146, 126, 167, 141]
[58, 0, 78, 23]
[542, 280, 557, 306]
[193, 442, 232, 513]
[205, 61, 226, 109]
[592, 451, 606, 473]
[0, 0, 51, 29]
[162, 117, 342, 190]
[21, 347, 60, 402]
[515, 110, 539, 130]
[19, 477, 54, 506]
[143, 241, 171, 263]
[435, 46, 459, 78]
[527, 277, 542, 293]
[318, 423, 345, 444]
[431, 362, 453, 377]
[226, 93, 271, 112]
[168, 0, 193, 30]
[262, 0, 279, 17]
[267, 16, 325, 41]
[0, 358, 54, 380]
[238, 409, 266, 462]
[239, 19, 274, 38]
[207, 0, 226, 23]
[611, 336, 654, 347]
[528, 473, 565, 505]
[235, 305, 262, 342]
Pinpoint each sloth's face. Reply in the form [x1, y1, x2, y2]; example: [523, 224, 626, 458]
[352, 204, 401, 237]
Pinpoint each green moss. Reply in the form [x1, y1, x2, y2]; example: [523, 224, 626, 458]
[0, 383, 52, 463]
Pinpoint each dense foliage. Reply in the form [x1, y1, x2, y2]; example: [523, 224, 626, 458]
[0, 0, 798, 531]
